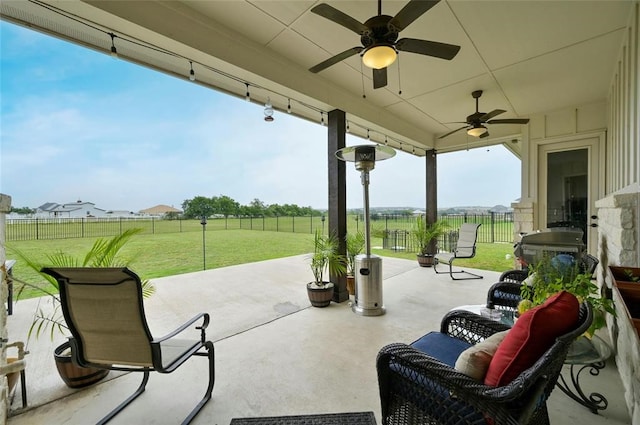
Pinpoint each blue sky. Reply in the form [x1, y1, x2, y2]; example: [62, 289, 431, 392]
[1, 21, 520, 212]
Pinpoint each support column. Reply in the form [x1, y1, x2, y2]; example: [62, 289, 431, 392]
[0, 193, 12, 422]
[327, 109, 348, 303]
[425, 150, 438, 253]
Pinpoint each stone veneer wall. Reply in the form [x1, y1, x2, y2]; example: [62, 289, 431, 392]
[510, 200, 534, 269]
[511, 200, 534, 242]
[596, 187, 639, 424]
[0, 194, 12, 424]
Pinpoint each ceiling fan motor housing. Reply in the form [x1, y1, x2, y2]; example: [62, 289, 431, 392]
[361, 15, 398, 48]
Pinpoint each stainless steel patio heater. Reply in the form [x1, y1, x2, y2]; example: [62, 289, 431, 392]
[336, 144, 396, 316]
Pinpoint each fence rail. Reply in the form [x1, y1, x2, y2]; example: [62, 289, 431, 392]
[6, 212, 514, 248]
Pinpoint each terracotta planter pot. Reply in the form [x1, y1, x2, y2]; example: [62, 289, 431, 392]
[346, 275, 355, 296]
[54, 341, 109, 388]
[6, 358, 21, 396]
[306, 282, 334, 307]
[417, 254, 435, 267]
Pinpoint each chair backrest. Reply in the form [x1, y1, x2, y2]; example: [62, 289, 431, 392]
[580, 253, 599, 276]
[42, 267, 154, 367]
[454, 223, 481, 257]
[498, 269, 528, 283]
[486, 281, 523, 311]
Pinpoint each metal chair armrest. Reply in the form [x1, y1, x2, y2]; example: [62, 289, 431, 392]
[153, 312, 210, 344]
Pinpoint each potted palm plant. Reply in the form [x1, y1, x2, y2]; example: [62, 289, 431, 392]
[345, 231, 365, 296]
[10, 228, 155, 388]
[307, 230, 346, 307]
[411, 217, 449, 267]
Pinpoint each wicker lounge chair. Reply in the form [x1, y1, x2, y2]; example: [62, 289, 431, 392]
[377, 300, 592, 425]
[42, 267, 215, 425]
[434, 223, 483, 280]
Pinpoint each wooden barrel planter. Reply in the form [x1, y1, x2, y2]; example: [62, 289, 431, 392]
[54, 341, 109, 388]
[306, 282, 334, 307]
[417, 254, 435, 267]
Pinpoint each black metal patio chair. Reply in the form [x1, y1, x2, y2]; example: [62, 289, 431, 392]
[42, 267, 215, 425]
[434, 223, 483, 280]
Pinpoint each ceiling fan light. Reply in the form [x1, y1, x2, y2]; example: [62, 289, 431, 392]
[362, 45, 397, 69]
[467, 125, 487, 137]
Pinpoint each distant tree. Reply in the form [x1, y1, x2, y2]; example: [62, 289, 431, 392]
[213, 195, 239, 217]
[182, 196, 214, 219]
[10, 206, 35, 215]
[246, 198, 266, 216]
[265, 204, 284, 217]
[164, 211, 181, 220]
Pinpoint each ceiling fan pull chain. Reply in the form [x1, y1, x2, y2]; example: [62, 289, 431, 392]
[397, 55, 402, 95]
[360, 61, 367, 98]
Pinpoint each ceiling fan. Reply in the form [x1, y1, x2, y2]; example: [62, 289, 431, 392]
[308, 0, 460, 89]
[438, 90, 530, 139]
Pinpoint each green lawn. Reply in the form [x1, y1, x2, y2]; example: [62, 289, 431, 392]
[7, 230, 516, 299]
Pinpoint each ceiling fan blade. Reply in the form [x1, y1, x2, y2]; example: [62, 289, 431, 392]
[437, 126, 468, 139]
[479, 109, 506, 121]
[487, 118, 531, 124]
[311, 4, 368, 34]
[479, 131, 490, 139]
[389, 0, 440, 31]
[309, 47, 363, 73]
[373, 67, 387, 89]
[396, 38, 460, 60]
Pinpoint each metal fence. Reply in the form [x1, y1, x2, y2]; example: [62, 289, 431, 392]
[5, 212, 514, 246]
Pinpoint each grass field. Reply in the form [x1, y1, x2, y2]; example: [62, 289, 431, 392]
[6, 229, 516, 300]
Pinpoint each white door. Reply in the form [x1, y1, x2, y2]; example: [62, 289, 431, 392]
[538, 135, 603, 254]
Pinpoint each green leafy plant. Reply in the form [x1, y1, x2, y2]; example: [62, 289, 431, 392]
[520, 254, 615, 336]
[345, 231, 365, 277]
[623, 269, 640, 282]
[410, 217, 449, 256]
[10, 228, 155, 340]
[309, 230, 346, 288]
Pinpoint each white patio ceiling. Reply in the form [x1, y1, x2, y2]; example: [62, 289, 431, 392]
[0, 0, 632, 156]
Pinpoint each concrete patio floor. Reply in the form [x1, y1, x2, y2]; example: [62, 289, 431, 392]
[6, 255, 631, 424]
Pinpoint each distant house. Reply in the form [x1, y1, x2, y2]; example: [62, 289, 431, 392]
[105, 210, 136, 217]
[36, 200, 107, 218]
[139, 204, 182, 216]
[489, 205, 512, 213]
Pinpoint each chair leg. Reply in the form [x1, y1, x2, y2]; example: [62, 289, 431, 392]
[98, 370, 149, 425]
[20, 369, 27, 408]
[434, 259, 483, 280]
[182, 341, 215, 425]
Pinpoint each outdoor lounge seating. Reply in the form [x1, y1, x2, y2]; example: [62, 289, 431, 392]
[486, 269, 529, 312]
[487, 254, 599, 313]
[377, 295, 592, 425]
[41, 267, 215, 425]
[434, 223, 483, 280]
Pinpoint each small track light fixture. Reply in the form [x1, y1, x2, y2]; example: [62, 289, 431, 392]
[189, 61, 196, 81]
[264, 97, 274, 122]
[109, 33, 118, 58]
